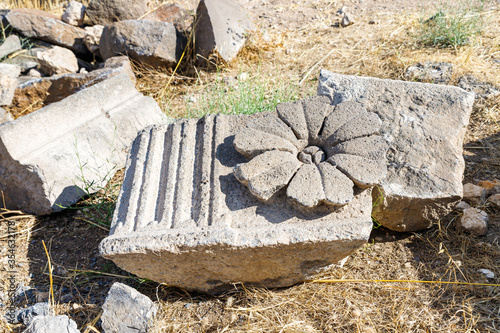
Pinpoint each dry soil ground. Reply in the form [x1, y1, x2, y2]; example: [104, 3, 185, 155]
[1, 0, 500, 332]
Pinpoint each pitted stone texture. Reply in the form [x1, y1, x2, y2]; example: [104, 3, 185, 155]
[101, 283, 156, 333]
[99, 112, 374, 294]
[195, 0, 253, 62]
[0, 74, 167, 215]
[0, 63, 21, 106]
[99, 20, 185, 67]
[5, 9, 88, 55]
[233, 97, 387, 208]
[318, 69, 475, 231]
[86, 0, 148, 25]
[404, 62, 453, 84]
[0, 35, 22, 59]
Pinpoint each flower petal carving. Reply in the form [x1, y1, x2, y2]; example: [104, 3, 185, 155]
[287, 164, 325, 208]
[233, 127, 298, 159]
[328, 154, 387, 188]
[234, 150, 302, 201]
[247, 114, 301, 149]
[317, 162, 354, 206]
[276, 100, 308, 140]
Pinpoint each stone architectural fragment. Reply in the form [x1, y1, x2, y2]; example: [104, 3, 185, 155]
[195, 0, 253, 62]
[0, 74, 167, 215]
[5, 9, 88, 55]
[99, 20, 185, 67]
[101, 283, 157, 333]
[318, 70, 475, 231]
[100, 106, 375, 294]
[86, 0, 148, 25]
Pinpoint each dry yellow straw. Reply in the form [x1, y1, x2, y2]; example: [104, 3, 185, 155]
[307, 279, 500, 287]
[42, 240, 55, 311]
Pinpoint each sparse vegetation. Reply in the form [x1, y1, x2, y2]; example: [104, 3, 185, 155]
[416, 0, 486, 47]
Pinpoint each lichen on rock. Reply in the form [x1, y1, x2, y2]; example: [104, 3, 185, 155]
[233, 96, 389, 208]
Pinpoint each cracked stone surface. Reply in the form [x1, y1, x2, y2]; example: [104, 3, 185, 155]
[233, 96, 388, 209]
[318, 70, 475, 231]
[99, 111, 375, 294]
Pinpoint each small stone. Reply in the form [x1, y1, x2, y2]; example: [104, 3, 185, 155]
[12, 302, 50, 325]
[27, 68, 43, 78]
[36, 46, 79, 76]
[83, 25, 104, 56]
[478, 268, 495, 279]
[458, 207, 488, 236]
[61, 1, 85, 27]
[341, 13, 354, 27]
[238, 72, 249, 81]
[24, 315, 80, 333]
[404, 62, 453, 84]
[0, 63, 21, 106]
[455, 201, 471, 211]
[486, 193, 500, 208]
[101, 283, 157, 333]
[351, 308, 361, 317]
[463, 183, 487, 206]
[0, 34, 22, 58]
[458, 75, 500, 99]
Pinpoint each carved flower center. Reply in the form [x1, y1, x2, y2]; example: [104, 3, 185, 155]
[298, 146, 326, 165]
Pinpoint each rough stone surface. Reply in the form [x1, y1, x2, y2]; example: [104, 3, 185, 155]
[455, 201, 471, 211]
[0, 74, 167, 215]
[99, 110, 375, 294]
[12, 302, 49, 325]
[83, 25, 104, 56]
[195, 0, 253, 62]
[5, 9, 88, 55]
[233, 97, 387, 208]
[2, 48, 41, 72]
[458, 75, 500, 99]
[86, 0, 148, 25]
[143, 4, 191, 32]
[458, 207, 489, 236]
[35, 46, 79, 76]
[486, 193, 500, 209]
[24, 315, 80, 333]
[0, 63, 21, 106]
[0, 107, 13, 123]
[11, 56, 135, 112]
[99, 19, 184, 67]
[404, 62, 453, 84]
[101, 283, 156, 333]
[0, 34, 22, 59]
[61, 1, 85, 27]
[318, 69, 475, 232]
[463, 183, 487, 206]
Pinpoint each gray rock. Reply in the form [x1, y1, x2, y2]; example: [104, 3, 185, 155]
[86, 0, 148, 25]
[0, 63, 21, 106]
[0, 35, 22, 59]
[99, 19, 185, 67]
[404, 62, 453, 84]
[61, 1, 85, 27]
[195, 0, 253, 62]
[12, 302, 50, 325]
[462, 183, 487, 206]
[458, 207, 488, 236]
[2, 48, 41, 72]
[0, 74, 168, 215]
[458, 75, 500, 99]
[11, 56, 135, 113]
[318, 69, 475, 232]
[24, 315, 80, 333]
[99, 110, 375, 294]
[142, 4, 191, 32]
[101, 283, 156, 333]
[5, 9, 88, 55]
[341, 13, 354, 27]
[0, 107, 13, 123]
[455, 201, 471, 211]
[83, 25, 104, 56]
[35, 46, 79, 76]
[486, 193, 500, 209]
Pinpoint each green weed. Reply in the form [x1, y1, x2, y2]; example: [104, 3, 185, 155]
[415, 0, 485, 48]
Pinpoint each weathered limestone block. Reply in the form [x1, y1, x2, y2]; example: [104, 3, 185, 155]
[0, 63, 21, 106]
[35, 46, 79, 76]
[318, 69, 475, 232]
[0, 74, 167, 215]
[5, 9, 88, 55]
[195, 0, 253, 62]
[100, 97, 379, 294]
